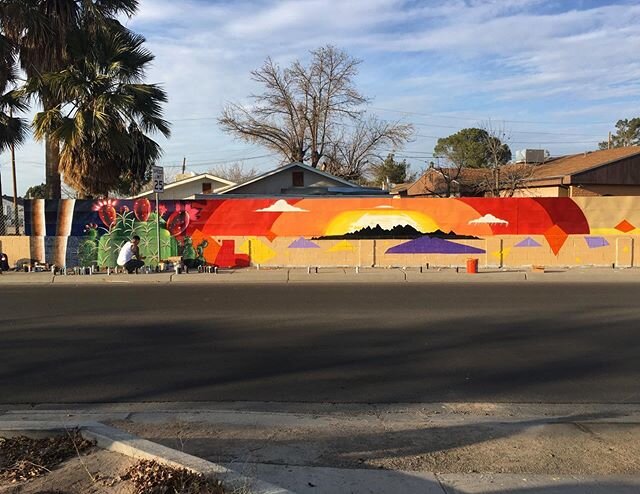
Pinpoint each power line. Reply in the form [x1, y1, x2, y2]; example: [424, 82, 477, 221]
[407, 121, 602, 137]
[159, 153, 277, 168]
[412, 132, 598, 145]
[368, 106, 614, 126]
[166, 106, 611, 138]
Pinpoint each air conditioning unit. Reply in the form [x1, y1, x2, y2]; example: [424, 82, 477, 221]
[515, 149, 546, 164]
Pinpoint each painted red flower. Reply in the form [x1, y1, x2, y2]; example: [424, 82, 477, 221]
[133, 198, 152, 221]
[93, 199, 118, 228]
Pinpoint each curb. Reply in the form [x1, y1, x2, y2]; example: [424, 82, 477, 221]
[0, 420, 292, 494]
[0, 267, 639, 285]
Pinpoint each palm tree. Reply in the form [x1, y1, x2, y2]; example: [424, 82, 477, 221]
[0, 34, 28, 153]
[0, 33, 28, 235]
[0, 0, 139, 199]
[26, 27, 170, 197]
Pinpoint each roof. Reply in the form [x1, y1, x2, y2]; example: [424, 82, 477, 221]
[526, 146, 640, 182]
[389, 183, 411, 194]
[133, 173, 236, 198]
[406, 167, 491, 195]
[219, 162, 361, 194]
[2, 195, 24, 206]
[406, 147, 640, 195]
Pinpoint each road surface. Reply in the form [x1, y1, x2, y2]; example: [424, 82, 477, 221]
[1, 283, 638, 404]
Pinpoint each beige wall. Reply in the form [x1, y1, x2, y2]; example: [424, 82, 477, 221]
[0, 236, 31, 266]
[503, 184, 640, 198]
[507, 186, 568, 197]
[4, 233, 637, 269]
[569, 185, 640, 197]
[209, 235, 635, 269]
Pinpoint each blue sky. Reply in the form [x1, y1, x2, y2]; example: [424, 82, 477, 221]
[2, 0, 640, 194]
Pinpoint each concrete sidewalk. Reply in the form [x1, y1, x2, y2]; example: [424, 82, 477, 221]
[0, 266, 639, 284]
[3, 402, 640, 493]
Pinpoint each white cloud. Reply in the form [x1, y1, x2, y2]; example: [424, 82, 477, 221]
[6, 0, 640, 194]
[469, 214, 509, 225]
[255, 199, 308, 212]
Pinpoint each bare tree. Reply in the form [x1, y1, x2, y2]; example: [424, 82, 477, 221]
[475, 121, 535, 197]
[417, 163, 471, 197]
[494, 162, 537, 197]
[322, 117, 414, 182]
[219, 46, 369, 168]
[208, 162, 259, 184]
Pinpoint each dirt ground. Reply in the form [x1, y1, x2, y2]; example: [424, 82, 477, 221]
[109, 418, 640, 476]
[0, 448, 136, 494]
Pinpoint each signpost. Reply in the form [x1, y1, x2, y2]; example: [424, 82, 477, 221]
[152, 166, 164, 267]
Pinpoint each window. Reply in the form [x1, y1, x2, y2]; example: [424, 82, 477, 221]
[202, 182, 212, 194]
[292, 171, 304, 187]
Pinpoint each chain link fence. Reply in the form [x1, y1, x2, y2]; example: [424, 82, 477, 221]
[1, 198, 25, 236]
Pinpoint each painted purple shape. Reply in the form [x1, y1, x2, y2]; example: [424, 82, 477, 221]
[386, 236, 485, 254]
[515, 237, 542, 248]
[585, 236, 609, 249]
[288, 237, 320, 249]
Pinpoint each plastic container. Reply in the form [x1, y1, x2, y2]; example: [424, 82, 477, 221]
[466, 258, 478, 274]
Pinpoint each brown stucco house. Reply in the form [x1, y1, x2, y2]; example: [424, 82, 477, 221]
[511, 146, 640, 197]
[399, 146, 640, 198]
[397, 167, 490, 197]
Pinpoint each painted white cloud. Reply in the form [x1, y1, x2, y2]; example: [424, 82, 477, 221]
[469, 214, 509, 225]
[255, 199, 308, 213]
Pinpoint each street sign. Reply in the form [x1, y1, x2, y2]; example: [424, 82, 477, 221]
[152, 166, 164, 193]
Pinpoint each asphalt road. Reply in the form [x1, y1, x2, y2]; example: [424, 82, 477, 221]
[1, 283, 639, 404]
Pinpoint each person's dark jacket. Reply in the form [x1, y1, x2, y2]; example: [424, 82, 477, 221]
[0, 253, 9, 271]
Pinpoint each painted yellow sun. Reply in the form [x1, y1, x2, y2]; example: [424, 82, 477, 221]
[324, 209, 439, 236]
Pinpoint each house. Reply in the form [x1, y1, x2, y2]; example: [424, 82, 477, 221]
[213, 162, 387, 196]
[398, 167, 489, 197]
[132, 172, 235, 200]
[510, 146, 640, 197]
[400, 146, 640, 198]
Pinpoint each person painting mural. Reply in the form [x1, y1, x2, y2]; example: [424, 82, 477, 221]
[117, 235, 145, 274]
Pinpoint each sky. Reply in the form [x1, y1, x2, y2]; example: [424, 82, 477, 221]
[2, 0, 640, 195]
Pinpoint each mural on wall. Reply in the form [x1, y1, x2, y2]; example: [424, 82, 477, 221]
[21, 196, 640, 267]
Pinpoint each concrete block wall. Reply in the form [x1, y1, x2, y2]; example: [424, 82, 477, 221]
[0, 236, 31, 267]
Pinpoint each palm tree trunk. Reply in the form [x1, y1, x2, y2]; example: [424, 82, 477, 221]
[45, 136, 61, 199]
[29, 199, 46, 263]
[53, 199, 75, 267]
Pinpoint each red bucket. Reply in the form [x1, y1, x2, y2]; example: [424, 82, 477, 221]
[466, 258, 478, 274]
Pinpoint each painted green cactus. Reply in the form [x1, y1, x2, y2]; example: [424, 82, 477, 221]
[78, 223, 99, 266]
[97, 210, 178, 268]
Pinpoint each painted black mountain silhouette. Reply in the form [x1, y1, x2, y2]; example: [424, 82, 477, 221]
[314, 224, 478, 240]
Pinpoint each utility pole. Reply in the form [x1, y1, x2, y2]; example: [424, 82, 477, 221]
[608, 131, 612, 150]
[181, 157, 186, 174]
[0, 161, 5, 236]
[10, 134, 18, 234]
